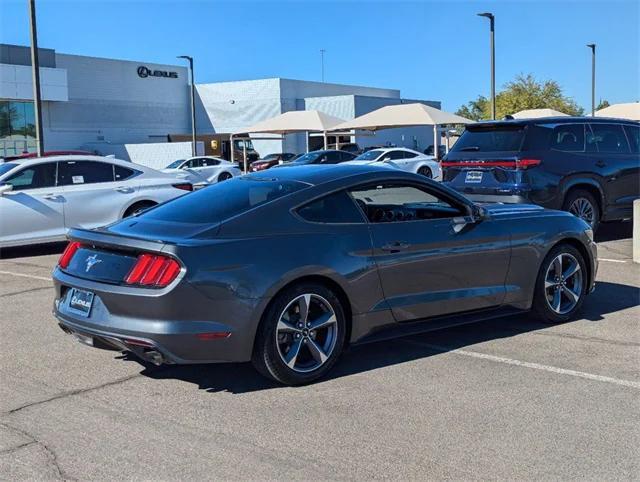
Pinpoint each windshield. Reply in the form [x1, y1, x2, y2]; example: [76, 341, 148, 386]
[262, 154, 278, 161]
[289, 152, 322, 165]
[0, 163, 19, 178]
[452, 127, 525, 152]
[354, 150, 383, 161]
[234, 140, 254, 151]
[165, 159, 185, 169]
[140, 177, 307, 225]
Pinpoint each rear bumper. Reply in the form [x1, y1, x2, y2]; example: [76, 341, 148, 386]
[52, 268, 260, 364]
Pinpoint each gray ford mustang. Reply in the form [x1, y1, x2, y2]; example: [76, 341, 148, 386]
[53, 165, 597, 385]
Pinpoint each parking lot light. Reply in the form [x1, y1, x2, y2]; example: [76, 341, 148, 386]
[177, 55, 197, 157]
[586, 44, 596, 116]
[477, 12, 496, 120]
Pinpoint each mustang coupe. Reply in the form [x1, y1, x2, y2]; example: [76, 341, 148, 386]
[53, 165, 597, 385]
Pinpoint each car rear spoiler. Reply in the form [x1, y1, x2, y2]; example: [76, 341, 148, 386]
[66, 228, 169, 255]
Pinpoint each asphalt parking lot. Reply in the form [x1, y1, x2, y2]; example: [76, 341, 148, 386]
[1, 223, 638, 480]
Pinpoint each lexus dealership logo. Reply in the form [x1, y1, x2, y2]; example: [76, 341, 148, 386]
[137, 66, 178, 79]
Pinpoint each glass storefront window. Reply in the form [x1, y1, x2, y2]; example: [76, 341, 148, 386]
[0, 101, 37, 157]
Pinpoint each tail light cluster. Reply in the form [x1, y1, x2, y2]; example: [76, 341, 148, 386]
[124, 253, 181, 287]
[57, 241, 181, 288]
[441, 159, 541, 170]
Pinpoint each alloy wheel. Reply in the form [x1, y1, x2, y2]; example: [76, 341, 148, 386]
[569, 197, 595, 226]
[275, 293, 338, 373]
[544, 253, 583, 315]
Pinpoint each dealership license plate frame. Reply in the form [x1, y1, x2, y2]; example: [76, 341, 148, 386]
[68, 288, 95, 317]
[465, 171, 484, 183]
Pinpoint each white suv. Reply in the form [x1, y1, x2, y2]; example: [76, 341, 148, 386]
[0, 155, 193, 248]
[346, 147, 442, 180]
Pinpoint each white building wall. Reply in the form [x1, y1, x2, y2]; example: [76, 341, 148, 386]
[43, 53, 190, 155]
[0, 64, 68, 101]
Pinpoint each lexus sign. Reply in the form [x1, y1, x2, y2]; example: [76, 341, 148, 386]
[137, 66, 178, 79]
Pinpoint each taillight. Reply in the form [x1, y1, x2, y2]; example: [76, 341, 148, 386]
[441, 159, 541, 170]
[124, 253, 182, 287]
[58, 241, 81, 269]
[172, 183, 193, 191]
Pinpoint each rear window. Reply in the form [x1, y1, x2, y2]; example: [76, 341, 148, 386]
[297, 190, 364, 224]
[141, 177, 307, 224]
[452, 126, 525, 152]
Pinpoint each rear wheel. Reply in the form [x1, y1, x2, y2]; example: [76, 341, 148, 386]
[418, 166, 433, 178]
[563, 189, 600, 231]
[217, 172, 233, 182]
[252, 283, 347, 385]
[531, 244, 587, 323]
[123, 201, 156, 218]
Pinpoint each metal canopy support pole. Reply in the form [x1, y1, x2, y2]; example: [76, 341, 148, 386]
[587, 44, 596, 116]
[305, 132, 310, 153]
[323, 132, 328, 150]
[28, 0, 44, 156]
[229, 134, 234, 165]
[243, 142, 247, 173]
[433, 124, 439, 160]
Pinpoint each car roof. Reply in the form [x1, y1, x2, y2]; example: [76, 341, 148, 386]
[0, 155, 137, 169]
[245, 164, 408, 186]
[468, 116, 640, 129]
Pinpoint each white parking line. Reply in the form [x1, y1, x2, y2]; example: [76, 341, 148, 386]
[401, 339, 640, 389]
[0, 270, 51, 282]
[598, 258, 628, 263]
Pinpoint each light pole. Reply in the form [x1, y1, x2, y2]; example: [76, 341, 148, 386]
[320, 49, 326, 82]
[477, 12, 496, 120]
[177, 55, 197, 157]
[28, 0, 44, 156]
[586, 44, 596, 116]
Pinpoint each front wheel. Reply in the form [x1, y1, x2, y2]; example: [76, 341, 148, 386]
[252, 283, 347, 385]
[531, 244, 587, 323]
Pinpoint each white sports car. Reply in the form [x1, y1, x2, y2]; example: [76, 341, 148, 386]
[162, 156, 241, 184]
[0, 155, 194, 248]
[345, 147, 442, 180]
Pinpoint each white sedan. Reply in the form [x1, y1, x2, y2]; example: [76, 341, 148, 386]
[0, 155, 194, 248]
[163, 156, 241, 184]
[345, 147, 442, 180]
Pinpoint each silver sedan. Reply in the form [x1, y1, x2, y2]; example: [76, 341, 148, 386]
[0, 155, 194, 248]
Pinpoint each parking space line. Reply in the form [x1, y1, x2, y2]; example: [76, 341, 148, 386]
[0, 270, 51, 282]
[401, 339, 640, 389]
[598, 258, 628, 263]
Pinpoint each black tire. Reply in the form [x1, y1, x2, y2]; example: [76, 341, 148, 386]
[562, 189, 600, 232]
[531, 243, 588, 324]
[418, 166, 433, 178]
[252, 283, 347, 385]
[123, 201, 156, 218]
[217, 172, 233, 182]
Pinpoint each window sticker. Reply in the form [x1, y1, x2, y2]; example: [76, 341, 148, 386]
[72, 175, 85, 184]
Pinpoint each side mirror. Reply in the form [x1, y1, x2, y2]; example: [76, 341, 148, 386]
[0, 183, 13, 195]
[452, 205, 486, 233]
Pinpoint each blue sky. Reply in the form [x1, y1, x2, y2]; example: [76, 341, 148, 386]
[1, 0, 638, 112]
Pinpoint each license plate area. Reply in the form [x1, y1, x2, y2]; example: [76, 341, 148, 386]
[68, 288, 95, 317]
[465, 171, 484, 183]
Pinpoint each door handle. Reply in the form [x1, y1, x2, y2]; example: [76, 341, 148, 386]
[382, 241, 410, 253]
[43, 194, 61, 200]
[595, 160, 606, 168]
[115, 187, 134, 193]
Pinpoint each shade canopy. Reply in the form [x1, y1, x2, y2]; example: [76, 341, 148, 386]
[595, 102, 640, 121]
[512, 108, 569, 119]
[333, 103, 473, 131]
[234, 110, 346, 135]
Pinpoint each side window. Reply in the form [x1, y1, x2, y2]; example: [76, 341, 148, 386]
[114, 165, 136, 181]
[324, 152, 342, 164]
[382, 150, 405, 161]
[297, 190, 364, 224]
[186, 159, 202, 168]
[590, 124, 631, 153]
[339, 151, 354, 162]
[5, 162, 57, 191]
[549, 124, 585, 152]
[403, 151, 419, 159]
[623, 125, 640, 154]
[349, 183, 465, 223]
[201, 158, 220, 167]
[58, 161, 115, 186]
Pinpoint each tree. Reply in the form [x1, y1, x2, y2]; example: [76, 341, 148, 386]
[596, 99, 610, 111]
[456, 74, 584, 120]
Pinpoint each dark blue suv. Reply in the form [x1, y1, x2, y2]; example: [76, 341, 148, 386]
[442, 117, 640, 230]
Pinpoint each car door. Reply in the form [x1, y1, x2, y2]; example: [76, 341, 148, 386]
[349, 181, 511, 321]
[590, 123, 639, 218]
[0, 161, 65, 245]
[378, 150, 406, 169]
[58, 160, 135, 229]
[320, 152, 343, 164]
[197, 157, 221, 180]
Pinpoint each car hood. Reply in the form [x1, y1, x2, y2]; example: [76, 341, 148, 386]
[480, 203, 546, 218]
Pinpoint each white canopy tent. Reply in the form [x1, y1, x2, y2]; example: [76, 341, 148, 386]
[595, 102, 640, 121]
[232, 110, 346, 171]
[332, 103, 474, 156]
[512, 108, 569, 118]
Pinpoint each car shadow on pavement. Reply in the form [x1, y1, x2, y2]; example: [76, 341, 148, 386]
[0, 241, 67, 259]
[595, 221, 632, 243]
[128, 280, 639, 394]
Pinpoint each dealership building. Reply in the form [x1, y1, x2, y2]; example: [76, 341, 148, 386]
[1, 44, 441, 160]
